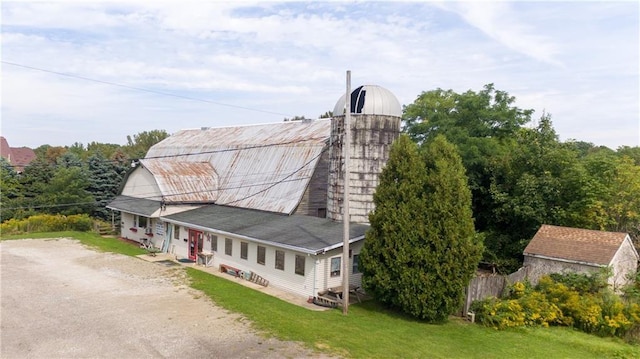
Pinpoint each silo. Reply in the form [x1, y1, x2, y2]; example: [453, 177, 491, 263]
[327, 85, 402, 223]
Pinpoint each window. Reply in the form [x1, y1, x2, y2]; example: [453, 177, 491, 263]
[240, 242, 248, 260]
[295, 255, 305, 276]
[257, 246, 266, 265]
[225, 238, 233, 256]
[317, 208, 327, 218]
[210, 234, 218, 252]
[352, 254, 360, 274]
[330, 257, 341, 277]
[275, 250, 285, 271]
[134, 215, 147, 228]
[174, 225, 180, 240]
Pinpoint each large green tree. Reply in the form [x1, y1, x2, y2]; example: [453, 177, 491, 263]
[360, 134, 482, 321]
[403, 84, 533, 233]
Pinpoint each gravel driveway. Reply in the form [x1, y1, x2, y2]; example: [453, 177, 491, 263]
[0, 238, 331, 359]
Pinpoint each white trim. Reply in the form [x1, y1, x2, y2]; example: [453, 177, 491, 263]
[524, 253, 606, 268]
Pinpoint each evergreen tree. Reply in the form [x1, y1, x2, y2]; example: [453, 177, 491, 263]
[87, 153, 128, 220]
[360, 134, 482, 321]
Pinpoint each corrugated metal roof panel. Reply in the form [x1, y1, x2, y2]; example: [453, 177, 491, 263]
[139, 159, 218, 203]
[144, 120, 331, 214]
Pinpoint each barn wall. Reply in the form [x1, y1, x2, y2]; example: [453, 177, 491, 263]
[121, 167, 161, 200]
[294, 149, 329, 217]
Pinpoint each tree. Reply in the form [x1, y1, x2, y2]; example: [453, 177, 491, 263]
[360, 134, 482, 321]
[39, 166, 95, 215]
[123, 129, 169, 159]
[87, 153, 128, 220]
[283, 115, 309, 122]
[0, 157, 22, 221]
[403, 84, 533, 233]
[485, 114, 584, 269]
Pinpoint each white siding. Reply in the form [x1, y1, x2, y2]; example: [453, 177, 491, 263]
[610, 236, 639, 290]
[121, 167, 161, 199]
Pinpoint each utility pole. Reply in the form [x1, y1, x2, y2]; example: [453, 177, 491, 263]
[342, 70, 351, 315]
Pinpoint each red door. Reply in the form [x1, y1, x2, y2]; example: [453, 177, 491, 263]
[188, 229, 202, 261]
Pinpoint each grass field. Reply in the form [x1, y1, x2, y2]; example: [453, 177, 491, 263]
[3, 233, 639, 358]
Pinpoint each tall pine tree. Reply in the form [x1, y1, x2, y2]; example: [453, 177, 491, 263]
[360, 134, 482, 322]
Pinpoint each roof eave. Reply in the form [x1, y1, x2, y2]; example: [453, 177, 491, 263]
[524, 252, 609, 268]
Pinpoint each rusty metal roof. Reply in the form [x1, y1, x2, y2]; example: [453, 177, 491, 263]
[144, 120, 331, 214]
[139, 159, 218, 203]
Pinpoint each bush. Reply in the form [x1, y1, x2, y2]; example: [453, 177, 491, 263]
[1, 214, 93, 235]
[471, 274, 640, 341]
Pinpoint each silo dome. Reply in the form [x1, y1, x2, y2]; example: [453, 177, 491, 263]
[333, 85, 402, 117]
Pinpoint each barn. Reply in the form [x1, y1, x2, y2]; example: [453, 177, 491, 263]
[107, 85, 402, 299]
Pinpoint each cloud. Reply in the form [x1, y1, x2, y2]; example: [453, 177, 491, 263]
[1, 1, 638, 149]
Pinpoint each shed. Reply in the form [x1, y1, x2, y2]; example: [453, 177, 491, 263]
[523, 224, 639, 290]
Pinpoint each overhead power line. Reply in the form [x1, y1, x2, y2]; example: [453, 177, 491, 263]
[2, 60, 293, 117]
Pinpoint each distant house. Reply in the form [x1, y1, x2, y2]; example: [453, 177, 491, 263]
[0, 136, 36, 172]
[107, 85, 402, 299]
[523, 224, 639, 290]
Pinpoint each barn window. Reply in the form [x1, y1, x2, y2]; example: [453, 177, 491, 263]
[257, 246, 266, 265]
[295, 255, 305, 276]
[225, 238, 233, 256]
[174, 225, 180, 240]
[240, 242, 248, 260]
[275, 250, 285, 271]
[352, 254, 360, 274]
[330, 257, 341, 277]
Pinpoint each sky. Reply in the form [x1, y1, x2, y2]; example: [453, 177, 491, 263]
[1, 1, 639, 150]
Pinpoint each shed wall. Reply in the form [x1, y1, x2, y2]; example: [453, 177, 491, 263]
[610, 237, 639, 290]
[523, 255, 601, 285]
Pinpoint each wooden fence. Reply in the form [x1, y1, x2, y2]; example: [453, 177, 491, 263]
[461, 266, 529, 316]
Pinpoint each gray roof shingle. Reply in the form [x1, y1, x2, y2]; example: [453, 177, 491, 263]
[161, 204, 369, 254]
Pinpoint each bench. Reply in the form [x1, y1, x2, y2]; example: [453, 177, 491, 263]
[220, 264, 242, 278]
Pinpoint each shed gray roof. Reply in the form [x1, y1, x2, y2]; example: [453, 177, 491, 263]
[161, 204, 369, 254]
[107, 195, 161, 217]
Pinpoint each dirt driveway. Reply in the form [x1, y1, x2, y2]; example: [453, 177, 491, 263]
[0, 238, 331, 359]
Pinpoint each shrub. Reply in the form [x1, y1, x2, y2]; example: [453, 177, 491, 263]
[472, 275, 640, 342]
[1, 214, 94, 235]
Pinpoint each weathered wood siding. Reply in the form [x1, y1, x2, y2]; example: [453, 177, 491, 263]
[294, 149, 329, 217]
[462, 267, 529, 315]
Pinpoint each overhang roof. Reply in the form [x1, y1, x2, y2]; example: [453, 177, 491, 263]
[107, 195, 161, 217]
[161, 204, 369, 254]
[523, 224, 632, 266]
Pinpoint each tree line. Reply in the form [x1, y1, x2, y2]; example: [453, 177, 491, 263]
[2, 84, 638, 273]
[0, 130, 169, 222]
[402, 84, 640, 272]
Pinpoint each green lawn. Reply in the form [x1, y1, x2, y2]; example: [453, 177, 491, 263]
[3, 233, 638, 358]
[0, 231, 148, 257]
[187, 268, 640, 359]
